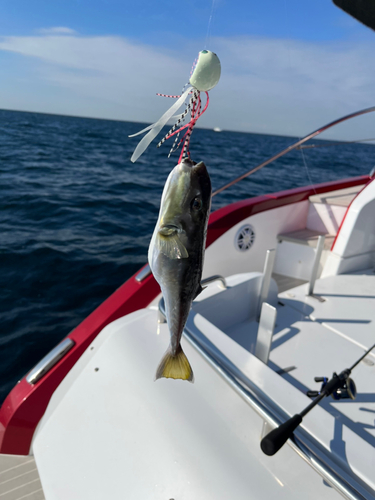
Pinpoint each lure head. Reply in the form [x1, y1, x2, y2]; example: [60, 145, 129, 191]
[190, 50, 221, 92]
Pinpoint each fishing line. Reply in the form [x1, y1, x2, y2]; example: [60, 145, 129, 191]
[283, 0, 317, 195]
[299, 136, 317, 195]
[205, 0, 217, 49]
[282, 0, 293, 70]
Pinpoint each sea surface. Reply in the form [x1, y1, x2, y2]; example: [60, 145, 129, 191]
[0, 109, 374, 404]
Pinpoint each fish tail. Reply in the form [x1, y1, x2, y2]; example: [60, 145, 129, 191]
[155, 344, 194, 382]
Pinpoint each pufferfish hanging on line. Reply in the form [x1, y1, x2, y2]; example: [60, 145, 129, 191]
[130, 50, 220, 382]
[148, 158, 212, 383]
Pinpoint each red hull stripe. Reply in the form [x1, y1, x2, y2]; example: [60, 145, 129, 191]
[0, 175, 368, 455]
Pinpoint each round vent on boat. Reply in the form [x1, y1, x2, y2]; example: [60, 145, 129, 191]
[235, 224, 255, 251]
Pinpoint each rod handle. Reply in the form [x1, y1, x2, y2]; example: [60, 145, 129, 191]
[261, 414, 302, 456]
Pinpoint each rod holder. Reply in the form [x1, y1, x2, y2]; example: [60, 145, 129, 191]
[307, 235, 325, 296]
[257, 249, 276, 320]
[256, 301, 277, 440]
[255, 302, 277, 364]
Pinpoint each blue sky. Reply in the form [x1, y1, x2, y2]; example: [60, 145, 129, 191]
[1, 0, 374, 139]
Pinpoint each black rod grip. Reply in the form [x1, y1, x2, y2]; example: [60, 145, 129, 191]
[261, 414, 303, 456]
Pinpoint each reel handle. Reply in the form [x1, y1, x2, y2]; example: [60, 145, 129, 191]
[306, 390, 319, 398]
[260, 414, 302, 456]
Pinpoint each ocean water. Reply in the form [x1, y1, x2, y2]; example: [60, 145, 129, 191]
[0, 109, 374, 404]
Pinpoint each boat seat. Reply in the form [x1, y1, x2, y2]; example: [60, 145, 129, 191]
[277, 229, 334, 250]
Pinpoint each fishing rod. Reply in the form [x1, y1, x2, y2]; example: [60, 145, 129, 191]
[260, 342, 375, 457]
[212, 106, 375, 197]
[297, 137, 375, 150]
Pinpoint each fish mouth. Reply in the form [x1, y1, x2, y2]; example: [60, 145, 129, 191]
[192, 162, 210, 187]
[180, 158, 196, 169]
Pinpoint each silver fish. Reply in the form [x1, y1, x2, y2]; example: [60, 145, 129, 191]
[148, 159, 212, 382]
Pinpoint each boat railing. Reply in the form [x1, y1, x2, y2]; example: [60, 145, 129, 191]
[201, 274, 227, 289]
[135, 264, 152, 282]
[26, 338, 75, 385]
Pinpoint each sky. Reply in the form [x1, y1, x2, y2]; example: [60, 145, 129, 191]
[0, 0, 375, 140]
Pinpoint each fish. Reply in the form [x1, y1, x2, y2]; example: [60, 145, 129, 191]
[148, 158, 212, 382]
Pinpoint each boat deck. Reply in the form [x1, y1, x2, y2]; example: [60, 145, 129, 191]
[272, 272, 307, 293]
[2, 267, 373, 500]
[188, 268, 375, 496]
[0, 455, 44, 500]
[30, 308, 345, 500]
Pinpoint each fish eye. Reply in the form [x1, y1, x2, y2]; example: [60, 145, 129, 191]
[191, 197, 202, 211]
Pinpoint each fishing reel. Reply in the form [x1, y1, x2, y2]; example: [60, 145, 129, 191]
[261, 344, 374, 456]
[307, 373, 357, 400]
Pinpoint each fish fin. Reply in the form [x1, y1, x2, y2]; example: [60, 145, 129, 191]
[158, 226, 176, 236]
[194, 284, 207, 299]
[156, 232, 189, 260]
[155, 345, 194, 382]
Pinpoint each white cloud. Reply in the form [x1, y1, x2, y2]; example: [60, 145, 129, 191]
[0, 32, 374, 139]
[37, 27, 77, 35]
[209, 36, 375, 138]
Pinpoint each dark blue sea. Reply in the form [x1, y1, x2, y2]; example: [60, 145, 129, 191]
[0, 109, 373, 404]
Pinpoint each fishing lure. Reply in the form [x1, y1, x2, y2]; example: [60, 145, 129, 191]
[129, 50, 221, 163]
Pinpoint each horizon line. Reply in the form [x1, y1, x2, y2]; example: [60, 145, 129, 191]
[1, 107, 373, 146]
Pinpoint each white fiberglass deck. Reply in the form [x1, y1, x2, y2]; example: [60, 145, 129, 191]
[279, 269, 375, 350]
[188, 269, 375, 496]
[32, 309, 344, 500]
[31, 269, 375, 499]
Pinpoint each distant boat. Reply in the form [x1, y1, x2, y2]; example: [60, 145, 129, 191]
[213, 126, 222, 132]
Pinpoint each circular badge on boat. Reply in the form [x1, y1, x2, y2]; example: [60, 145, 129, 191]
[235, 224, 255, 251]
